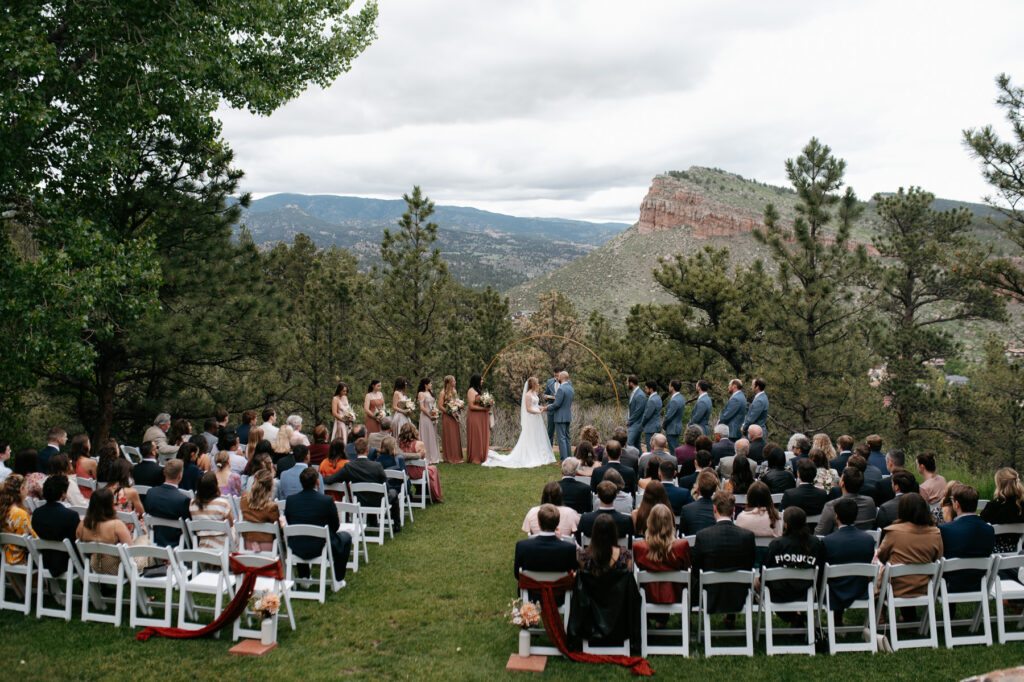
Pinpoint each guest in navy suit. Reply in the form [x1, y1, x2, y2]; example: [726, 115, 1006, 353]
[131, 442, 165, 489]
[939, 484, 995, 594]
[659, 460, 693, 515]
[514, 504, 579, 579]
[781, 459, 828, 516]
[590, 440, 637, 494]
[681, 470, 719, 536]
[558, 458, 592, 515]
[641, 381, 663, 451]
[31, 476, 80, 576]
[688, 380, 712, 437]
[865, 434, 887, 474]
[145, 459, 191, 547]
[662, 380, 686, 453]
[718, 380, 747, 441]
[626, 375, 646, 451]
[285, 467, 352, 582]
[821, 497, 876, 624]
[691, 491, 756, 618]
[830, 435, 855, 473]
[37, 427, 67, 474]
[579, 482, 634, 540]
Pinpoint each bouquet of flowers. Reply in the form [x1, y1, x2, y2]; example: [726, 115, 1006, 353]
[250, 591, 280, 620]
[478, 392, 495, 409]
[341, 406, 357, 425]
[400, 396, 416, 416]
[444, 397, 465, 418]
[373, 405, 388, 422]
[508, 597, 541, 629]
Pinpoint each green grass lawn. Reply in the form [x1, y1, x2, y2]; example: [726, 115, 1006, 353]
[2, 462, 1024, 680]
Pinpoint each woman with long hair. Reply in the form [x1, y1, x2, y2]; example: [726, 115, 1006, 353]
[633, 504, 691, 607]
[69, 434, 96, 499]
[981, 467, 1024, 553]
[877, 493, 941, 618]
[309, 424, 331, 466]
[725, 455, 754, 495]
[331, 381, 352, 444]
[574, 441, 596, 477]
[764, 507, 823, 607]
[735, 481, 781, 537]
[272, 425, 294, 461]
[638, 458, 661, 491]
[364, 379, 385, 435]
[811, 433, 837, 462]
[465, 373, 490, 464]
[194, 433, 212, 472]
[439, 375, 464, 464]
[176, 441, 202, 491]
[242, 452, 280, 499]
[391, 376, 412, 439]
[16, 449, 45, 500]
[95, 439, 120, 484]
[188, 472, 234, 550]
[213, 450, 241, 497]
[106, 458, 146, 536]
[809, 447, 839, 492]
[916, 452, 947, 505]
[632, 480, 670, 536]
[417, 377, 442, 465]
[240, 469, 280, 552]
[521, 481, 580, 538]
[399, 423, 443, 503]
[675, 425, 703, 477]
[167, 418, 191, 449]
[319, 438, 348, 500]
[244, 427, 265, 462]
[0, 475, 36, 564]
[47, 453, 88, 507]
[580, 425, 604, 462]
[76, 488, 131, 574]
[577, 514, 633, 575]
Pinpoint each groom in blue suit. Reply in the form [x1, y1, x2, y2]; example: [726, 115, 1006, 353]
[626, 375, 645, 450]
[641, 380, 663, 451]
[718, 379, 747, 440]
[662, 379, 685, 453]
[544, 367, 560, 446]
[549, 371, 574, 461]
[689, 379, 712, 436]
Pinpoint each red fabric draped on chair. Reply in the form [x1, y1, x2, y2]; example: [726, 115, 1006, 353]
[135, 555, 284, 642]
[517, 573, 653, 676]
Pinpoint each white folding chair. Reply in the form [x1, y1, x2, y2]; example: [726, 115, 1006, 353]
[575, 475, 591, 486]
[121, 445, 142, 464]
[231, 554, 296, 641]
[937, 556, 994, 648]
[282, 524, 344, 602]
[144, 514, 190, 549]
[517, 569, 572, 657]
[23, 498, 41, 513]
[733, 495, 747, 506]
[276, 499, 287, 516]
[77, 541, 126, 626]
[978, 500, 989, 512]
[77, 478, 96, 495]
[818, 562, 878, 654]
[770, 494, 783, 506]
[69, 505, 87, 519]
[116, 511, 142, 540]
[879, 562, 939, 650]
[636, 569, 690, 656]
[350, 482, 394, 544]
[866, 529, 882, 549]
[133, 485, 152, 498]
[121, 544, 180, 628]
[992, 523, 1024, 554]
[236, 521, 283, 557]
[805, 514, 821, 527]
[0, 533, 34, 615]
[180, 489, 195, 501]
[699, 569, 756, 657]
[175, 548, 235, 631]
[185, 519, 235, 554]
[227, 495, 243, 525]
[406, 459, 431, 510]
[757, 567, 817, 655]
[385, 469, 414, 524]
[336, 501, 368, 572]
[27, 536, 85, 621]
[990, 554, 1024, 643]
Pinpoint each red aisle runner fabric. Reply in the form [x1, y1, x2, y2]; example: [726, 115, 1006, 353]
[517, 573, 653, 676]
[135, 555, 284, 642]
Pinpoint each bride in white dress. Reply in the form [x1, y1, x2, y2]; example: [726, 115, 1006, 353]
[482, 377, 556, 469]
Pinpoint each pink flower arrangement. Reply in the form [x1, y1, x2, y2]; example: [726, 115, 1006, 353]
[508, 598, 541, 628]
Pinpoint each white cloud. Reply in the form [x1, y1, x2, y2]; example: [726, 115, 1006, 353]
[219, 0, 1024, 222]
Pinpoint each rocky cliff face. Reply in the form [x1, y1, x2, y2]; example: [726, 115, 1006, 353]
[636, 175, 764, 237]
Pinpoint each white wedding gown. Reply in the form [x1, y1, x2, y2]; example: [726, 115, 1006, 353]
[482, 386, 555, 469]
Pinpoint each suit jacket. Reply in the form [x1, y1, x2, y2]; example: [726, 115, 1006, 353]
[822, 525, 876, 610]
[940, 514, 995, 593]
[276, 454, 296, 478]
[145, 483, 191, 547]
[867, 450, 887, 474]
[543, 377, 559, 411]
[325, 457, 388, 507]
[742, 391, 769, 435]
[710, 438, 734, 467]
[143, 425, 179, 456]
[718, 391, 747, 440]
[579, 508, 634, 540]
[514, 533, 578, 580]
[641, 393, 663, 435]
[781, 483, 828, 516]
[861, 466, 888, 505]
[560, 478, 593, 515]
[627, 387, 646, 432]
[830, 451, 853, 473]
[875, 494, 902, 530]
[32, 502, 80, 575]
[591, 461, 637, 494]
[132, 459, 164, 488]
[662, 481, 694, 515]
[603, 450, 640, 478]
[787, 453, 809, 475]
[691, 520, 756, 613]
[681, 497, 716, 536]
[550, 381, 574, 424]
[747, 438, 765, 464]
[688, 393, 711, 436]
[663, 393, 685, 436]
[280, 462, 324, 499]
[345, 443, 379, 461]
[637, 451, 673, 479]
[38, 445, 59, 474]
[815, 493, 877, 535]
[284, 488, 340, 559]
[678, 469, 701, 492]
[760, 467, 796, 494]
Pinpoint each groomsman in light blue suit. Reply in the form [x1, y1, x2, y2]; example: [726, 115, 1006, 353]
[742, 377, 769, 437]
[548, 371, 574, 461]
[626, 375, 645, 450]
[688, 379, 712, 436]
[662, 379, 686, 453]
[717, 378, 747, 441]
[544, 367, 561, 446]
[641, 380, 663, 451]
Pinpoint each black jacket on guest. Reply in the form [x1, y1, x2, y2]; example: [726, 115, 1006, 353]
[559, 478, 593, 515]
[132, 459, 165, 488]
[691, 520, 756, 613]
[680, 497, 715, 536]
[513, 533, 578, 580]
[145, 483, 191, 547]
[578, 508, 633, 541]
[32, 502, 80, 576]
[781, 483, 828, 516]
[590, 462, 637, 495]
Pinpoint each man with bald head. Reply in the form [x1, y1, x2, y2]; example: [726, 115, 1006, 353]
[746, 424, 765, 464]
[637, 433, 673, 478]
[717, 438, 755, 478]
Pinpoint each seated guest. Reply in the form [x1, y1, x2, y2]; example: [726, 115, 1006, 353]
[633, 504, 691, 609]
[865, 434, 887, 473]
[398, 424, 442, 503]
[193, 434, 213, 472]
[285, 467, 352, 584]
[318, 439, 348, 499]
[691, 491, 756, 621]
[275, 440, 297, 477]
[746, 424, 766, 465]
[822, 498, 876, 625]
[15, 448, 45, 500]
[32, 476, 80, 576]
[980, 468, 1024, 554]
[76, 488, 131, 572]
[325, 437, 402, 532]
[710, 424, 735, 467]
[764, 507, 824, 610]
[674, 425, 703, 477]
[939, 480, 959, 524]
[259, 407, 279, 444]
[200, 418, 220, 452]
[134, 442, 166, 488]
[219, 429, 246, 476]
[69, 434, 96, 499]
[849, 449, 885, 505]
[272, 425, 294, 464]
[145, 459, 191, 547]
[606, 429, 640, 477]
[830, 434, 854, 473]
[46, 454, 88, 508]
[758, 445, 796, 494]
[574, 440, 597, 478]
[679, 449, 712, 493]
[558, 457, 592, 515]
[513, 503, 578, 579]
[143, 413, 181, 459]
[917, 452, 947, 505]
[781, 459, 828, 516]
[175, 442, 201, 492]
[681, 470, 719, 536]
[884, 450, 918, 494]
[660, 460, 693, 515]
[376, 436, 408, 497]
[522, 482, 580, 539]
[238, 409, 258, 447]
[242, 452, 280, 499]
[718, 438, 750, 479]
[877, 493, 943, 620]
[632, 480, 670, 537]
[95, 439, 120, 485]
[37, 427, 67, 474]
[638, 459, 661, 491]
[591, 440, 637, 494]
[735, 481, 782, 538]
[815, 466, 877, 535]
[785, 435, 812, 472]
[809, 447, 840, 493]
[577, 513, 633, 572]
[280, 445, 323, 499]
[368, 419, 389, 454]
[579, 481, 633, 540]
[188, 472, 235, 550]
[939, 483, 994, 595]
[166, 418, 192, 453]
[308, 425, 331, 466]
[287, 414, 310, 448]
[724, 454, 755, 496]
[0, 475, 36, 563]
[213, 450, 242, 497]
[812, 433, 838, 465]
[244, 427, 264, 462]
[613, 426, 638, 467]
[876, 470, 917, 530]
[581, 425, 606, 463]
[600, 469, 633, 515]
[106, 459, 146, 537]
[240, 470, 281, 552]
[637, 434, 673, 481]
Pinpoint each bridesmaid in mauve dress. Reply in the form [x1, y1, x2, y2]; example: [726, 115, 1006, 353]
[391, 376, 412, 439]
[465, 373, 490, 464]
[331, 381, 351, 444]
[364, 379, 385, 435]
[439, 375, 463, 463]
[416, 377, 442, 465]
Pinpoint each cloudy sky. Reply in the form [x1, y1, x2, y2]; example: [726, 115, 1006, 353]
[219, 0, 1024, 223]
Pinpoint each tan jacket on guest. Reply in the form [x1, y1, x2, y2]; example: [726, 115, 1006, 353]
[877, 522, 943, 596]
[142, 425, 180, 456]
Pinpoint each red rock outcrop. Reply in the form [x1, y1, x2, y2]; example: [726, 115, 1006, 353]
[636, 176, 764, 237]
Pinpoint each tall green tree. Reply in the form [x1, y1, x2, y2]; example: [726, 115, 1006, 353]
[954, 337, 1024, 470]
[869, 187, 1005, 447]
[442, 285, 514, 390]
[754, 138, 873, 434]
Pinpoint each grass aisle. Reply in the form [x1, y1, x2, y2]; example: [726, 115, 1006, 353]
[2, 462, 1024, 680]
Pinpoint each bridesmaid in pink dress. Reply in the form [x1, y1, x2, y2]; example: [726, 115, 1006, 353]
[439, 375, 464, 464]
[331, 382, 351, 444]
[364, 379, 385, 435]
[416, 377, 442, 465]
[465, 373, 490, 464]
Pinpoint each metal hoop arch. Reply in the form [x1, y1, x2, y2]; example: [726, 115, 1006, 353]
[481, 334, 621, 426]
